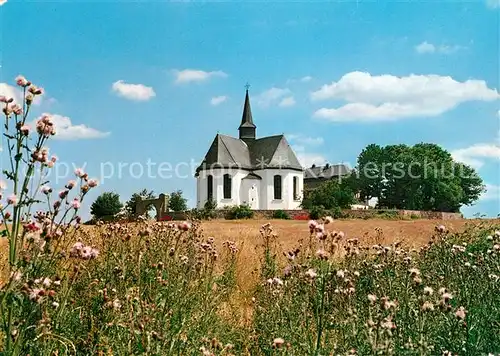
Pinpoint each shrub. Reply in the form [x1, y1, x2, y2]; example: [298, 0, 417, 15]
[168, 190, 188, 212]
[272, 209, 290, 220]
[309, 205, 325, 220]
[225, 204, 254, 219]
[329, 206, 344, 219]
[90, 192, 123, 219]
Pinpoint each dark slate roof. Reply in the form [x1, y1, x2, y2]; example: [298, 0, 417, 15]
[239, 90, 256, 129]
[196, 134, 303, 174]
[242, 172, 262, 180]
[304, 164, 350, 179]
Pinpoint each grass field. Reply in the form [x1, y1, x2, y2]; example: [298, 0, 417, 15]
[2, 217, 500, 354]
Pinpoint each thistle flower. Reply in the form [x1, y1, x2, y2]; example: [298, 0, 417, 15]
[423, 286, 434, 295]
[455, 306, 467, 320]
[66, 180, 76, 189]
[74, 168, 85, 178]
[87, 178, 98, 188]
[324, 216, 334, 224]
[15, 75, 29, 87]
[305, 268, 317, 279]
[178, 221, 191, 231]
[41, 185, 52, 195]
[367, 294, 377, 304]
[12, 104, 23, 115]
[422, 301, 434, 311]
[70, 199, 81, 209]
[7, 194, 18, 206]
[272, 338, 285, 349]
[435, 224, 446, 233]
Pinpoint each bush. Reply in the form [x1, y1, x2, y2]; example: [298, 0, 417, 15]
[224, 205, 254, 219]
[90, 192, 123, 219]
[309, 205, 325, 220]
[272, 209, 290, 220]
[329, 206, 344, 219]
[168, 190, 188, 212]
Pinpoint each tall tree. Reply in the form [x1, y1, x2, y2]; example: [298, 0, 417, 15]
[90, 192, 123, 219]
[353, 142, 485, 212]
[168, 190, 188, 212]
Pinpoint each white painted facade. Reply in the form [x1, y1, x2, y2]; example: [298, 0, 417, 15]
[196, 168, 304, 210]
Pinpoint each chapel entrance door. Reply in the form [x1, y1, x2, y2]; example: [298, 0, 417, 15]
[249, 184, 258, 209]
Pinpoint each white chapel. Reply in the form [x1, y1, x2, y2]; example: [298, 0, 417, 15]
[195, 89, 304, 210]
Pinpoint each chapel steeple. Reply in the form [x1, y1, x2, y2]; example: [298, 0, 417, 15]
[238, 86, 256, 143]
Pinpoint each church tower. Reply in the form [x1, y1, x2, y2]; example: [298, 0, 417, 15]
[238, 88, 256, 143]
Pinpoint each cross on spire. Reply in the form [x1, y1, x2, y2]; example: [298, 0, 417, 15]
[244, 82, 251, 91]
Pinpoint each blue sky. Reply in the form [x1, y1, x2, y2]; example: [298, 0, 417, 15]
[0, 0, 499, 219]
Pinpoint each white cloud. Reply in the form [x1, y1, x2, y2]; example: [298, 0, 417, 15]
[111, 80, 155, 101]
[415, 41, 465, 54]
[486, 0, 500, 8]
[451, 143, 500, 169]
[279, 96, 296, 107]
[173, 69, 228, 84]
[301, 76, 313, 82]
[480, 184, 500, 201]
[288, 134, 324, 146]
[311, 71, 499, 122]
[0, 0, 6, 6]
[210, 95, 227, 106]
[255, 87, 291, 108]
[45, 114, 110, 140]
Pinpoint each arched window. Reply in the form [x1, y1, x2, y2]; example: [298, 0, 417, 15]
[207, 175, 213, 201]
[223, 174, 232, 199]
[293, 176, 299, 200]
[273, 175, 282, 200]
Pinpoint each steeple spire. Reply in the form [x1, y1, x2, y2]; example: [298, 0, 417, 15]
[238, 86, 256, 142]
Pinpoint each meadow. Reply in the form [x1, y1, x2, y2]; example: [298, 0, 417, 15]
[1, 76, 500, 355]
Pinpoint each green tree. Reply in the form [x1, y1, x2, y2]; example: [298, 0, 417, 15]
[90, 192, 123, 219]
[353, 142, 485, 212]
[168, 190, 188, 212]
[302, 179, 356, 210]
[125, 188, 156, 216]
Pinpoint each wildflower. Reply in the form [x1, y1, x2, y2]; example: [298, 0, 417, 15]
[324, 216, 334, 224]
[74, 168, 85, 178]
[422, 301, 434, 311]
[435, 224, 446, 233]
[0, 95, 7, 103]
[464, 262, 471, 267]
[112, 298, 121, 310]
[409, 268, 420, 277]
[66, 180, 76, 189]
[10, 271, 22, 282]
[28, 84, 44, 95]
[7, 194, 18, 206]
[12, 104, 23, 115]
[495, 230, 500, 238]
[16, 75, 29, 87]
[423, 286, 434, 295]
[441, 292, 453, 302]
[336, 270, 345, 278]
[367, 294, 377, 304]
[90, 248, 99, 258]
[308, 220, 318, 233]
[88, 178, 98, 188]
[41, 185, 52, 195]
[353, 271, 360, 277]
[29, 288, 43, 302]
[315, 248, 329, 260]
[42, 277, 52, 287]
[70, 199, 81, 209]
[52, 301, 59, 308]
[305, 268, 317, 279]
[272, 338, 285, 349]
[455, 306, 467, 320]
[178, 221, 191, 231]
[36, 114, 55, 136]
[283, 265, 293, 277]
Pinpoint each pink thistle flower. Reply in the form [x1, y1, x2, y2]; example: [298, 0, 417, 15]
[7, 194, 18, 206]
[305, 268, 317, 279]
[41, 186, 52, 195]
[70, 199, 81, 209]
[272, 338, 285, 349]
[42, 277, 52, 287]
[58, 190, 69, 199]
[87, 178, 98, 188]
[324, 216, 334, 224]
[0, 95, 7, 103]
[15, 75, 29, 87]
[46, 161, 54, 168]
[36, 114, 55, 136]
[367, 294, 377, 304]
[19, 124, 30, 136]
[455, 306, 467, 320]
[90, 248, 99, 259]
[74, 168, 85, 178]
[435, 224, 446, 233]
[66, 180, 76, 189]
[308, 220, 317, 232]
[12, 104, 23, 115]
[50, 155, 58, 163]
[178, 221, 191, 231]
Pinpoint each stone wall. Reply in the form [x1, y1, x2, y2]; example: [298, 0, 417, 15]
[159, 208, 462, 221]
